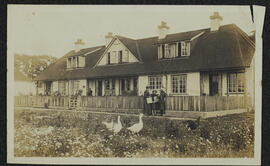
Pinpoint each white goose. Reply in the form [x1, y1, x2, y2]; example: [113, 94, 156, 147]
[102, 115, 123, 134]
[102, 118, 114, 131]
[127, 113, 144, 134]
[112, 115, 122, 134]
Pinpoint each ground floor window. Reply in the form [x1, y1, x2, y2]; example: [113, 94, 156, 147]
[228, 72, 245, 93]
[58, 81, 66, 96]
[105, 79, 115, 96]
[149, 76, 162, 90]
[71, 80, 80, 95]
[172, 74, 187, 94]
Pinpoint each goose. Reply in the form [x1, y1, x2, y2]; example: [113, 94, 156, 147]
[112, 115, 122, 134]
[102, 115, 123, 134]
[127, 113, 144, 133]
[102, 119, 114, 131]
[186, 116, 201, 130]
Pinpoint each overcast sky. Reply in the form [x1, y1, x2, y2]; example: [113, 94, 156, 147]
[8, 5, 255, 58]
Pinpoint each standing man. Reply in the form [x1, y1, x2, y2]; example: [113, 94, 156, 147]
[143, 86, 152, 116]
[159, 87, 167, 116]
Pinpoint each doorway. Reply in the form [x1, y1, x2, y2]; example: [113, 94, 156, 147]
[209, 74, 219, 96]
[97, 80, 102, 96]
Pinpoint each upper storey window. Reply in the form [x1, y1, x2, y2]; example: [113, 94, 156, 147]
[107, 50, 129, 65]
[158, 41, 190, 59]
[67, 56, 85, 69]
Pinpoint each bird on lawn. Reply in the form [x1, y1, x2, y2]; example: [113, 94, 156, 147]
[127, 113, 144, 134]
[102, 118, 114, 131]
[102, 115, 123, 134]
[112, 115, 122, 134]
[186, 116, 201, 130]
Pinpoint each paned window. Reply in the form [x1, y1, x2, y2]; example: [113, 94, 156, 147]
[172, 74, 187, 94]
[228, 72, 245, 93]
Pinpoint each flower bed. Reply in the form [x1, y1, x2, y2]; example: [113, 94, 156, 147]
[14, 109, 254, 157]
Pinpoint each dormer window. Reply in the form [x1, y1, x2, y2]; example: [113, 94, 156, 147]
[67, 56, 85, 69]
[106, 50, 130, 65]
[180, 42, 190, 56]
[158, 41, 190, 59]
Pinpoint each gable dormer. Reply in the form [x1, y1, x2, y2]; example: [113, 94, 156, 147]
[97, 36, 140, 66]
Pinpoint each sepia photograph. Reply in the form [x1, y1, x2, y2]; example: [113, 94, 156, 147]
[7, 5, 263, 165]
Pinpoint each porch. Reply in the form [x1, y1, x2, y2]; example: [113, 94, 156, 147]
[15, 95, 252, 118]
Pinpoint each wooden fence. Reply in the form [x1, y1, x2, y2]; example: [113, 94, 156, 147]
[14, 95, 252, 112]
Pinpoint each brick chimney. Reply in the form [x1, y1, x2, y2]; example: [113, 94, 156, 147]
[210, 12, 223, 32]
[74, 39, 85, 52]
[158, 21, 170, 40]
[105, 32, 114, 47]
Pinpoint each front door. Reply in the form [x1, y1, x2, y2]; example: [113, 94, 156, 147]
[45, 81, 52, 95]
[97, 80, 102, 96]
[209, 74, 219, 96]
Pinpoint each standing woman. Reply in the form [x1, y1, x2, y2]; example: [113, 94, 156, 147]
[159, 88, 167, 116]
[143, 86, 152, 116]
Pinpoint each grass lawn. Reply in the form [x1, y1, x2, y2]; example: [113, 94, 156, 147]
[14, 108, 254, 158]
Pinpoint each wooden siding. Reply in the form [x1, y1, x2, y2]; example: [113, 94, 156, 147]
[15, 95, 252, 112]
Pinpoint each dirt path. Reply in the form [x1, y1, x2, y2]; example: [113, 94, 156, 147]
[14, 106, 195, 121]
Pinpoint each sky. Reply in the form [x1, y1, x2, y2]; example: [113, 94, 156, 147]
[8, 5, 255, 58]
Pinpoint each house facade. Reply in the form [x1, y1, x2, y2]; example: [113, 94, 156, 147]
[36, 12, 255, 102]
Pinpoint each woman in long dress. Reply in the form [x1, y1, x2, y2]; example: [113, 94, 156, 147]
[159, 88, 167, 116]
[143, 86, 152, 115]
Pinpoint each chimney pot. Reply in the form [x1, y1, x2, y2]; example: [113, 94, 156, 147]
[74, 39, 85, 52]
[158, 21, 170, 40]
[105, 32, 114, 47]
[210, 12, 223, 32]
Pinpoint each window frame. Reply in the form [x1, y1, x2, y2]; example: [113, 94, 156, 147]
[58, 81, 66, 96]
[227, 72, 245, 94]
[171, 74, 187, 94]
[118, 50, 123, 63]
[180, 41, 190, 57]
[148, 76, 162, 90]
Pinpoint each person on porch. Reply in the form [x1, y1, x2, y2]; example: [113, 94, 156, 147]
[151, 90, 159, 115]
[159, 87, 167, 116]
[143, 86, 152, 116]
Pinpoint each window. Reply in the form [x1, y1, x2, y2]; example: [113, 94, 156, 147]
[105, 80, 110, 90]
[58, 81, 66, 96]
[71, 80, 80, 95]
[158, 43, 178, 59]
[172, 74, 187, 94]
[123, 50, 129, 62]
[68, 58, 72, 68]
[126, 79, 130, 91]
[112, 79, 115, 90]
[37, 81, 42, 88]
[120, 79, 131, 91]
[181, 42, 190, 56]
[165, 44, 170, 58]
[149, 76, 162, 90]
[134, 78, 137, 90]
[118, 51, 123, 63]
[67, 56, 84, 69]
[107, 52, 110, 64]
[228, 72, 245, 93]
[170, 44, 176, 58]
[111, 51, 117, 64]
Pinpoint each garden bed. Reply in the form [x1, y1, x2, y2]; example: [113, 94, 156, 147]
[14, 108, 254, 158]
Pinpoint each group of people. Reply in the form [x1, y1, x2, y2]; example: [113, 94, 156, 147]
[143, 86, 167, 116]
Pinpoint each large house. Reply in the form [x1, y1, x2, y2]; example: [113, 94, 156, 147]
[36, 12, 255, 101]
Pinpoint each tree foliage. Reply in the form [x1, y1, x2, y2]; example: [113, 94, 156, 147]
[14, 54, 57, 81]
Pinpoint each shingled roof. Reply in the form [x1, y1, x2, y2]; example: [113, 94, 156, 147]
[36, 24, 255, 81]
